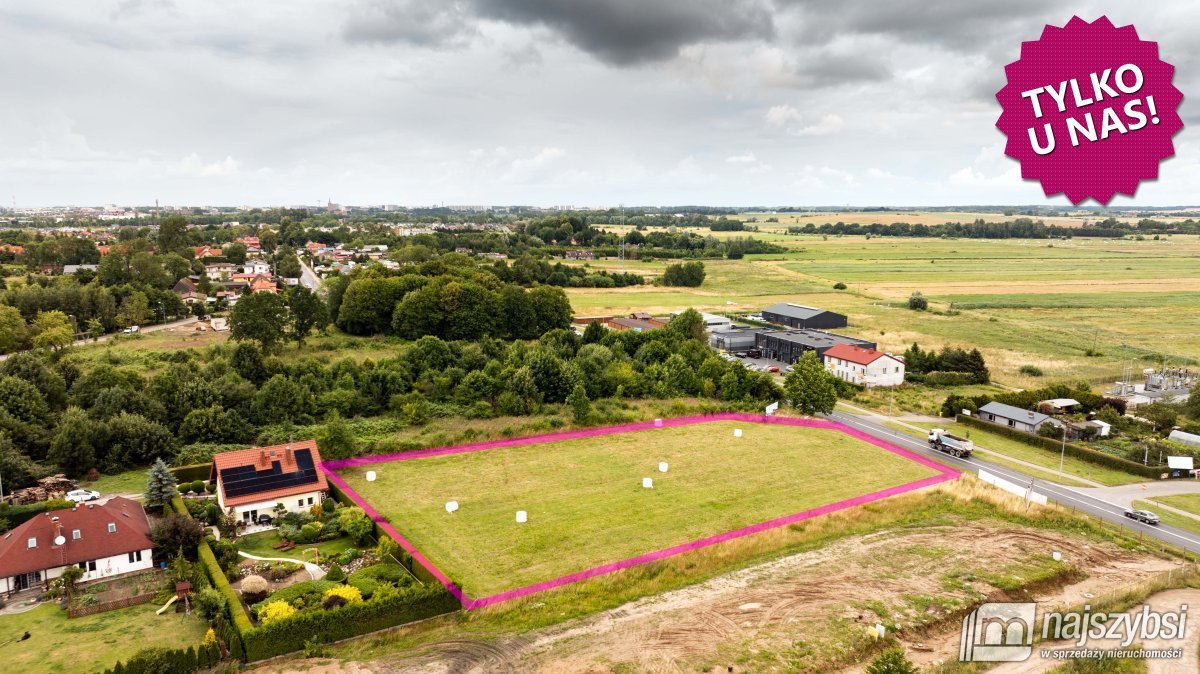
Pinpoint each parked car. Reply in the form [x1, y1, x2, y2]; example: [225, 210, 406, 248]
[65, 489, 101, 502]
[122, 325, 140, 334]
[1124, 509, 1160, 525]
[766, 366, 780, 373]
[748, 349, 762, 358]
[734, 351, 748, 358]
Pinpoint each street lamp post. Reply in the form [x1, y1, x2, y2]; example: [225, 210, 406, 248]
[1059, 422, 1067, 475]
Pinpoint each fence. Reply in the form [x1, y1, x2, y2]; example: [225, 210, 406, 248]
[68, 591, 156, 618]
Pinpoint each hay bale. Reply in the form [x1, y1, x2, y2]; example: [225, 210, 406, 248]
[445, 501, 459, 513]
[642, 477, 654, 489]
[516, 510, 527, 523]
[658, 462, 669, 473]
[366, 470, 377, 482]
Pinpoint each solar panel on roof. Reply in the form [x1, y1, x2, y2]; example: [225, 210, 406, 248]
[220, 448, 320, 498]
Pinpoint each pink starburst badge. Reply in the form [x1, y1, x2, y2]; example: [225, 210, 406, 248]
[996, 16, 1183, 205]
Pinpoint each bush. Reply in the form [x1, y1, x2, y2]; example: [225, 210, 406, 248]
[325, 563, 346, 583]
[921, 371, 978, 386]
[833, 282, 847, 290]
[323, 584, 362, 605]
[298, 522, 323, 543]
[251, 579, 339, 616]
[150, 514, 205, 556]
[240, 575, 269, 602]
[194, 587, 228, 621]
[1019, 365, 1045, 377]
[866, 648, 918, 674]
[907, 291, 928, 311]
[260, 600, 297, 625]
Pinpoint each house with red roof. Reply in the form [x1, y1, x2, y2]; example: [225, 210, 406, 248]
[822, 344, 905, 388]
[0, 497, 154, 595]
[210, 441, 328, 523]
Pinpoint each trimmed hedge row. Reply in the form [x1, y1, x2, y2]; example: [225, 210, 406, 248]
[241, 583, 460, 662]
[955, 414, 1166, 479]
[170, 493, 255, 649]
[102, 643, 222, 674]
[170, 462, 213, 483]
[0, 499, 71, 527]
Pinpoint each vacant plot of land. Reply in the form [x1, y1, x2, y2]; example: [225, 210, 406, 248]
[0, 602, 207, 674]
[339, 421, 939, 597]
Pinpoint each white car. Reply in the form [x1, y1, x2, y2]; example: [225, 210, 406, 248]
[66, 489, 101, 502]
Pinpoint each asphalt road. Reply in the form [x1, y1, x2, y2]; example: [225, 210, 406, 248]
[826, 409, 1200, 555]
[296, 254, 321, 292]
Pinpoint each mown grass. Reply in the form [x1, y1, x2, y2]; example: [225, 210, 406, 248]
[1146, 493, 1200, 517]
[82, 467, 149, 496]
[237, 529, 357, 563]
[341, 420, 939, 597]
[0, 602, 207, 674]
[1134, 499, 1200, 537]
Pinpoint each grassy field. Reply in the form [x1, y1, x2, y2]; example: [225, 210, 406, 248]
[237, 529, 357, 563]
[82, 468, 148, 496]
[339, 420, 939, 597]
[1133, 500, 1200, 536]
[1146, 493, 1200, 516]
[0, 602, 207, 674]
[566, 235, 1200, 389]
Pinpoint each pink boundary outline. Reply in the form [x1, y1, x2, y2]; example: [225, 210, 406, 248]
[320, 412, 959, 609]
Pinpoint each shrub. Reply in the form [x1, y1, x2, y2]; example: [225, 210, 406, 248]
[325, 563, 346, 583]
[240, 575, 269, 602]
[252, 579, 339, 616]
[833, 282, 847, 290]
[260, 600, 297, 625]
[298, 522, 323, 543]
[376, 536, 401, 563]
[907, 291, 928, 311]
[866, 648, 918, 674]
[194, 586, 228, 621]
[204, 482, 217, 494]
[150, 514, 205, 556]
[321, 498, 336, 514]
[1019, 365, 1045, 377]
[323, 584, 362, 605]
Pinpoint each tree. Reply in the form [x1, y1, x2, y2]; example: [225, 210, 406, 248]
[783, 351, 838, 415]
[274, 246, 302, 278]
[0, 305, 28, 353]
[338, 277, 405, 335]
[661, 261, 706, 287]
[0, 431, 46, 491]
[567, 383, 590, 424]
[223, 241, 248, 265]
[144, 458, 178, 508]
[157, 215, 189, 253]
[105, 412, 176, 468]
[907, 291, 928, 311]
[86, 318, 104, 341]
[316, 411, 355, 460]
[48, 407, 101, 477]
[252, 374, 311, 424]
[665, 308, 706, 341]
[581, 320, 606, 345]
[866, 648, 918, 674]
[527, 285, 572, 335]
[230, 291, 289, 352]
[57, 565, 84, 598]
[180, 405, 251, 443]
[31, 310, 74, 351]
[150, 513, 204, 555]
[286, 286, 327, 346]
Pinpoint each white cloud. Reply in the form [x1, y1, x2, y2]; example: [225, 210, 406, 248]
[765, 104, 802, 126]
[726, 152, 757, 163]
[791, 114, 845, 136]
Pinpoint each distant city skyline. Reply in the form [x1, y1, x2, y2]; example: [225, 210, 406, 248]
[0, 2, 1194, 207]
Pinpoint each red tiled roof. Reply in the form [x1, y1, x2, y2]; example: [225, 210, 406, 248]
[0, 497, 152, 578]
[211, 440, 327, 507]
[823, 343, 894, 366]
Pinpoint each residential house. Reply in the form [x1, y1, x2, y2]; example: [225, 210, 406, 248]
[249, 276, 278, 294]
[171, 277, 207, 306]
[822, 344, 905, 387]
[977, 402, 1056, 434]
[243, 260, 271, 275]
[0, 497, 153, 595]
[205, 262, 237, 281]
[1040, 398, 1081, 413]
[564, 249, 595, 260]
[193, 245, 222, 259]
[63, 264, 99, 275]
[210, 441, 329, 523]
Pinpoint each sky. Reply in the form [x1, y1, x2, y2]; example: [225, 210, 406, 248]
[0, 1, 1195, 208]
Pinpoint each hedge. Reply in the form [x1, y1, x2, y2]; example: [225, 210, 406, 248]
[171, 493, 254, 646]
[0, 500, 69, 527]
[240, 583, 460, 661]
[170, 462, 213, 483]
[955, 414, 1167, 479]
[103, 643, 222, 674]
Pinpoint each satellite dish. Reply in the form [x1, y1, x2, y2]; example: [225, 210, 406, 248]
[54, 535, 66, 546]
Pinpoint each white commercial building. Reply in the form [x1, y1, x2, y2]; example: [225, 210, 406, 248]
[822, 344, 905, 387]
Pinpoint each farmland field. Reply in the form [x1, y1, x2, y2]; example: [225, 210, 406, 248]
[335, 419, 943, 598]
[565, 235, 1200, 389]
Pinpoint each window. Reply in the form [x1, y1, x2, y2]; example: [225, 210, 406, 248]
[307, 497, 314, 506]
[27, 537, 36, 549]
[107, 523, 117, 533]
[72, 529, 81, 540]
[128, 550, 143, 563]
[298, 499, 304, 508]
[78, 560, 96, 572]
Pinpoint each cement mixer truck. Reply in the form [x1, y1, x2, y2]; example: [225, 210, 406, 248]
[928, 428, 973, 458]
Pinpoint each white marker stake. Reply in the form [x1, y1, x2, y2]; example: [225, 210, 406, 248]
[643, 477, 654, 489]
[365, 470, 377, 482]
[659, 462, 669, 473]
[516, 510, 527, 523]
[733, 428, 743, 438]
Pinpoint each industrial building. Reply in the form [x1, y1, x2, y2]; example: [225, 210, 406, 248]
[710, 327, 770, 352]
[760, 303, 848, 330]
[754, 329, 875, 364]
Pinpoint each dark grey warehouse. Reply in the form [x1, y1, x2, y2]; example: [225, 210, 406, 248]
[760, 303, 848, 330]
[754, 329, 875, 364]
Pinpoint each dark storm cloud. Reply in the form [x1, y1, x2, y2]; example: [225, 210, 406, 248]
[474, 0, 776, 65]
[344, 0, 776, 65]
[780, 50, 890, 89]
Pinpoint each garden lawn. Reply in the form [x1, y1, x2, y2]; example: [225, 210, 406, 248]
[0, 602, 207, 674]
[84, 468, 149, 496]
[339, 420, 939, 597]
[237, 529, 358, 563]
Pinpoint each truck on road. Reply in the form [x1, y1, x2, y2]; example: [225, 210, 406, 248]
[928, 428, 973, 458]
